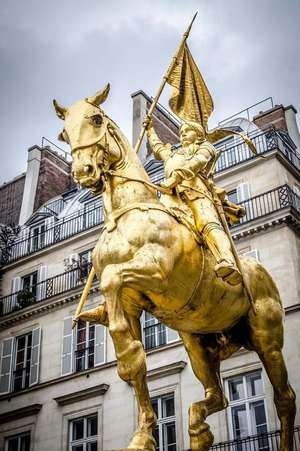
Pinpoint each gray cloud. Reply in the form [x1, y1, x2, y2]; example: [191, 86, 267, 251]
[0, 0, 300, 183]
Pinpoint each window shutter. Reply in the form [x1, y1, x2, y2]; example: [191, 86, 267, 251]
[237, 182, 253, 221]
[45, 216, 55, 246]
[10, 277, 21, 313]
[0, 337, 14, 394]
[29, 327, 41, 386]
[37, 266, 47, 301]
[94, 325, 106, 366]
[166, 327, 179, 344]
[61, 317, 74, 375]
[236, 182, 250, 202]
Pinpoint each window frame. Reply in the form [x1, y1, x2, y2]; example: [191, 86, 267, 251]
[63, 406, 103, 451]
[5, 431, 31, 451]
[74, 320, 96, 372]
[68, 413, 98, 451]
[12, 331, 33, 392]
[224, 370, 269, 442]
[142, 313, 179, 351]
[29, 222, 46, 252]
[20, 270, 38, 300]
[151, 392, 177, 451]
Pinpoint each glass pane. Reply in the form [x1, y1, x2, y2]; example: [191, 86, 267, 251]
[153, 426, 159, 451]
[87, 442, 97, 451]
[163, 396, 175, 418]
[247, 372, 263, 397]
[72, 446, 83, 451]
[228, 377, 245, 401]
[21, 434, 31, 451]
[164, 422, 176, 449]
[72, 418, 84, 440]
[7, 437, 18, 451]
[251, 400, 268, 433]
[17, 336, 26, 350]
[87, 415, 98, 437]
[231, 405, 249, 439]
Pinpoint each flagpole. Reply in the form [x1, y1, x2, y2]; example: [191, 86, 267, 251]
[134, 12, 198, 154]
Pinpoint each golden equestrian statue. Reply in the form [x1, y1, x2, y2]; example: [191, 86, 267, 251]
[53, 16, 295, 451]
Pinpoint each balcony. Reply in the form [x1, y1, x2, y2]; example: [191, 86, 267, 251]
[1, 130, 300, 267]
[1, 204, 103, 265]
[0, 263, 93, 317]
[210, 426, 300, 450]
[230, 184, 300, 234]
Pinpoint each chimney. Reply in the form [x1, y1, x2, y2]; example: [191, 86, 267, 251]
[284, 105, 300, 151]
[131, 91, 149, 164]
[131, 90, 180, 164]
[19, 146, 42, 225]
[19, 145, 73, 225]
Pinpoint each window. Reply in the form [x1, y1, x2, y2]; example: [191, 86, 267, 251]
[151, 394, 177, 451]
[13, 332, 32, 392]
[21, 270, 38, 300]
[0, 328, 41, 395]
[5, 432, 30, 451]
[30, 223, 45, 252]
[69, 414, 98, 451]
[75, 320, 95, 372]
[225, 371, 269, 450]
[143, 313, 178, 351]
[78, 250, 92, 279]
[62, 317, 105, 376]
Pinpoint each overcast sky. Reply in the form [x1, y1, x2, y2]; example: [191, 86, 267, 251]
[1, 0, 300, 183]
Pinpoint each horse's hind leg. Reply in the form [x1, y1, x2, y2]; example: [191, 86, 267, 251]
[247, 297, 296, 451]
[180, 332, 228, 451]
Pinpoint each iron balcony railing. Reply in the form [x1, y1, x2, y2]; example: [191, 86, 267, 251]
[232, 184, 300, 228]
[147, 128, 300, 180]
[2, 204, 103, 264]
[0, 263, 93, 317]
[210, 425, 300, 450]
[1, 131, 300, 266]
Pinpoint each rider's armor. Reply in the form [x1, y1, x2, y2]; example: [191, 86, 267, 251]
[147, 128, 242, 286]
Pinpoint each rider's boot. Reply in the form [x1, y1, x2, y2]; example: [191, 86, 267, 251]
[202, 224, 242, 286]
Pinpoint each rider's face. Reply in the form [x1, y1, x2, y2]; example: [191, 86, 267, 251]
[180, 125, 199, 147]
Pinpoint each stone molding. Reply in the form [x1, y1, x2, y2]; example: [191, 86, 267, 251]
[0, 403, 42, 424]
[54, 383, 109, 406]
[147, 361, 186, 381]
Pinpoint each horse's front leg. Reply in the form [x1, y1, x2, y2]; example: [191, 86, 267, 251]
[100, 260, 165, 450]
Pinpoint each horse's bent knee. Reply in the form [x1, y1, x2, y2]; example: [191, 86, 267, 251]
[116, 340, 146, 381]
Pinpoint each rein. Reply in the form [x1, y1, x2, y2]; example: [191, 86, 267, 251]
[106, 169, 172, 195]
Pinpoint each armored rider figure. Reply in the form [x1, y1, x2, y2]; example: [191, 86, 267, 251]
[145, 119, 242, 286]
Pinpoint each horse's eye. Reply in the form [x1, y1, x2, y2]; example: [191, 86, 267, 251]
[91, 114, 103, 126]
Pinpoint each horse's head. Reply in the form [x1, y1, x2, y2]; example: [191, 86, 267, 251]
[53, 84, 121, 193]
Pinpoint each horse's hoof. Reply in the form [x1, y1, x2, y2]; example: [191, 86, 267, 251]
[127, 431, 156, 451]
[189, 422, 214, 451]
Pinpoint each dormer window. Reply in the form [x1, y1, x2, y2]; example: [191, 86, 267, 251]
[30, 222, 45, 252]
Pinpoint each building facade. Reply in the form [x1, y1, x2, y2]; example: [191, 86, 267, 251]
[0, 94, 299, 451]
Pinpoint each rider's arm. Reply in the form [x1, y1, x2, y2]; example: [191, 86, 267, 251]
[172, 142, 215, 180]
[146, 126, 172, 161]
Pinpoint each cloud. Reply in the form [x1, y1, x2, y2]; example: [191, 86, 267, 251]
[0, 0, 299, 183]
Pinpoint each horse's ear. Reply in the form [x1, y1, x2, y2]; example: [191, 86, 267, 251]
[87, 83, 110, 106]
[53, 99, 67, 120]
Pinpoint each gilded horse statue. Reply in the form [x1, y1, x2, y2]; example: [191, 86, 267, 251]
[53, 85, 296, 451]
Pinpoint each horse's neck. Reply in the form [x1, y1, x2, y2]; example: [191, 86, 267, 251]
[104, 126, 158, 214]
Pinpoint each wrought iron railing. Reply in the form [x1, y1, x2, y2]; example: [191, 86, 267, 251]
[2, 204, 103, 264]
[1, 127, 300, 267]
[232, 184, 300, 228]
[0, 263, 93, 316]
[211, 425, 300, 450]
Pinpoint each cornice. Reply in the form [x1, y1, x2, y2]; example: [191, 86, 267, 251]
[0, 403, 42, 424]
[54, 383, 109, 406]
